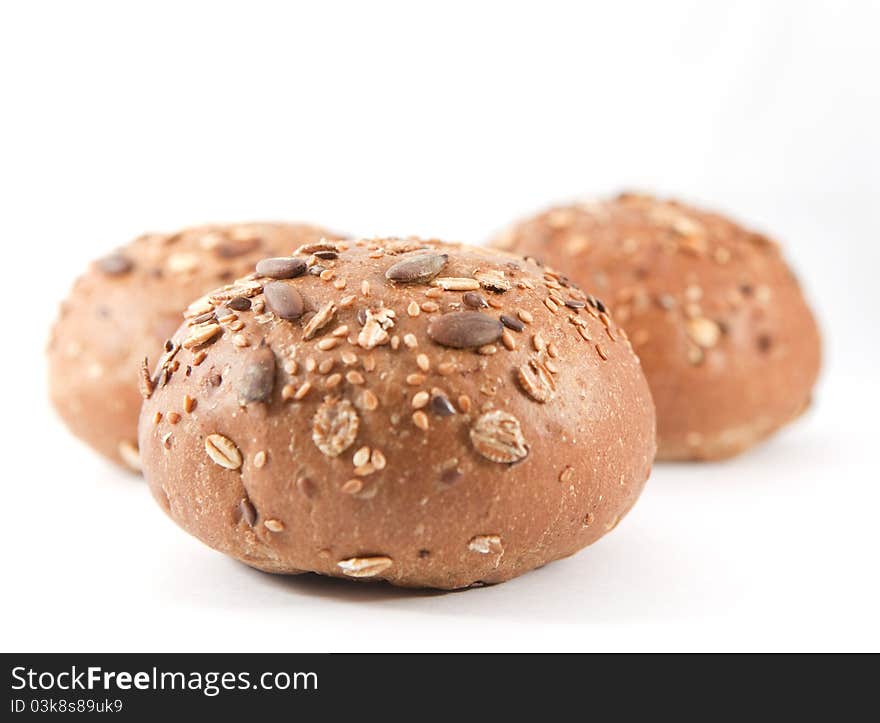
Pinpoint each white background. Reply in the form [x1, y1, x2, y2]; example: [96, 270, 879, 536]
[1, 0, 877, 652]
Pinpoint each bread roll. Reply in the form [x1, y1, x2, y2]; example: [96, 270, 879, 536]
[138, 237, 656, 588]
[494, 193, 821, 460]
[48, 223, 344, 470]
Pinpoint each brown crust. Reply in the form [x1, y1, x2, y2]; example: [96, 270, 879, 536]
[137, 238, 656, 589]
[48, 222, 345, 470]
[493, 193, 822, 460]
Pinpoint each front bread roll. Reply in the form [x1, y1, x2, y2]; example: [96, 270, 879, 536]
[48, 223, 344, 471]
[138, 238, 656, 589]
[494, 193, 822, 460]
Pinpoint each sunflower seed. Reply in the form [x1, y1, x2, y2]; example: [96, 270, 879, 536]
[385, 253, 448, 283]
[431, 394, 456, 416]
[205, 433, 243, 470]
[226, 296, 252, 311]
[96, 253, 133, 275]
[462, 291, 488, 308]
[238, 345, 276, 404]
[470, 410, 529, 463]
[500, 314, 524, 332]
[427, 312, 503, 349]
[263, 281, 304, 320]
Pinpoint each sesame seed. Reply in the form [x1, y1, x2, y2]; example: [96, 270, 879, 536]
[361, 390, 379, 410]
[406, 373, 426, 385]
[595, 343, 608, 360]
[341, 479, 363, 495]
[333, 278, 347, 290]
[264, 519, 284, 532]
[361, 280, 371, 296]
[168, 412, 181, 424]
[412, 391, 430, 409]
[501, 329, 516, 350]
[152, 412, 162, 424]
[305, 357, 317, 372]
[437, 362, 456, 376]
[332, 324, 349, 337]
[412, 411, 429, 430]
[531, 333, 546, 351]
[371, 449, 386, 469]
[339, 294, 357, 308]
[325, 373, 342, 388]
[416, 353, 430, 372]
[253, 450, 267, 468]
[341, 350, 358, 365]
[424, 287, 444, 299]
[294, 381, 312, 399]
[421, 301, 440, 313]
[346, 369, 365, 385]
[192, 350, 207, 366]
[457, 395, 472, 413]
[407, 301, 421, 317]
[363, 356, 376, 372]
[517, 309, 534, 324]
[353, 446, 371, 467]
[317, 338, 339, 351]
[500, 314, 525, 332]
[282, 383, 296, 400]
[477, 344, 497, 355]
[403, 333, 418, 349]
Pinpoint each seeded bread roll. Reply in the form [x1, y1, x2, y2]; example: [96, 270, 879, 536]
[48, 223, 344, 470]
[494, 193, 821, 460]
[137, 237, 656, 589]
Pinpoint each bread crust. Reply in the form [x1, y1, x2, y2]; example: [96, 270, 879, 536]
[138, 238, 656, 588]
[494, 193, 822, 460]
[48, 223, 343, 469]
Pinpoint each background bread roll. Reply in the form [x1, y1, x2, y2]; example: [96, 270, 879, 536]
[494, 193, 821, 460]
[138, 237, 656, 588]
[48, 222, 344, 470]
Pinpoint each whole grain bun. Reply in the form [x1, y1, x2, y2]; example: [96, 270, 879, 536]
[137, 237, 655, 589]
[48, 223, 345, 470]
[494, 193, 821, 460]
